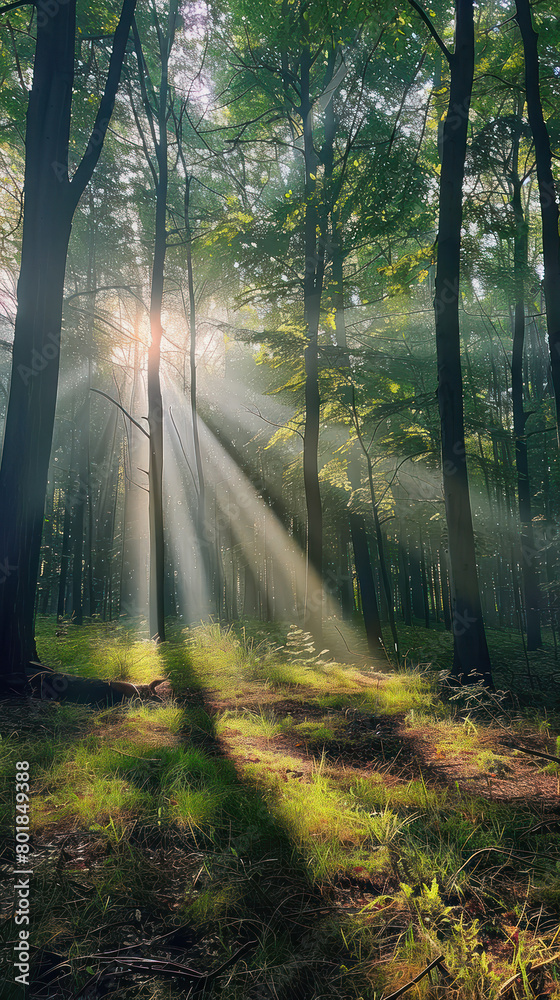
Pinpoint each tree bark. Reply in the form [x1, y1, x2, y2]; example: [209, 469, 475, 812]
[434, 0, 492, 685]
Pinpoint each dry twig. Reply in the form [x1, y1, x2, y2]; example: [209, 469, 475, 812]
[382, 954, 449, 1000]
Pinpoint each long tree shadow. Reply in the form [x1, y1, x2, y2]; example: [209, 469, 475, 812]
[19, 644, 380, 1000]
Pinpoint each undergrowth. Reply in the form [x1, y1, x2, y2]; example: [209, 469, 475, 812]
[0, 618, 559, 999]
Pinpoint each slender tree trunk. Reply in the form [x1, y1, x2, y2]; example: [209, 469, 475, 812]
[107, 446, 121, 622]
[94, 411, 119, 620]
[243, 559, 259, 617]
[135, 0, 179, 641]
[185, 178, 205, 530]
[515, 0, 560, 438]
[71, 210, 95, 626]
[182, 172, 212, 598]
[0, 0, 136, 688]
[409, 536, 424, 620]
[301, 44, 323, 626]
[86, 424, 95, 617]
[432, 551, 442, 623]
[439, 546, 452, 631]
[419, 531, 431, 628]
[398, 538, 413, 625]
[338, 523, 354, 619]
[57, 443, 75, 622]
[348, 452, 384, 654]
[434, 0, 492, 685]
[510, 137, 542, 650]
[39, 475, 56, 615]
[71, 407, 89, 627]
[147, 172, 167, 642]
[350, 515, 384, 655]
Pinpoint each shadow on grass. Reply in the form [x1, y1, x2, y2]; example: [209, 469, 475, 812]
[6, 624, 557, 999]
[1, 643, 380, 1000]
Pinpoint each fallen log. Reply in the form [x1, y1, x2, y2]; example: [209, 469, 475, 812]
[25, 664, 168, 706]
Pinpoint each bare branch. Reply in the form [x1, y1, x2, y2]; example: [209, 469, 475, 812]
[407, 0, 452, 63]
[0, 0, 30, 15]
[383, 955, 448, 1000]
[70, 0, 137, 206]
[90, 387, 149, 437]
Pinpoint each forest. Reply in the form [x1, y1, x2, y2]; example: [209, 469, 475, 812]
[2, 0, 560, 997]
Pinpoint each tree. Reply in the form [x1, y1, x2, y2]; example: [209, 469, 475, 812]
[130, 1, 180, 642]
[515, 0, 560, 442]
[468, 111, 543, 650]
[0, 0, 136, 690]
[409, 0, 493, 685]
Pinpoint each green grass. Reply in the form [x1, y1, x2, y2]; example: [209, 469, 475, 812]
[2, 617, 560, 1000]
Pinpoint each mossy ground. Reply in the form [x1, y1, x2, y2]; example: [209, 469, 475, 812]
[1, 617, 560, 999]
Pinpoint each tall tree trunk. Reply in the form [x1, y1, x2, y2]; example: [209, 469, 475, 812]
[301, 43, 324, 626]
[510, 129, 542, 650]
[0, 4, 75, 681]
[515, 0, 560, 438]
[0, 0, 136, 689]
[147, 171, 167, 643]
[331, 193, 383, 646]
[86, 423, 95, 617]
[182, 171, 211, 599]
[433, 0, 492, 685]
[134, 0, 179, 641]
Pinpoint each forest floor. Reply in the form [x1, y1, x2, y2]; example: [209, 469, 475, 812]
[1, 618, 560, 999]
